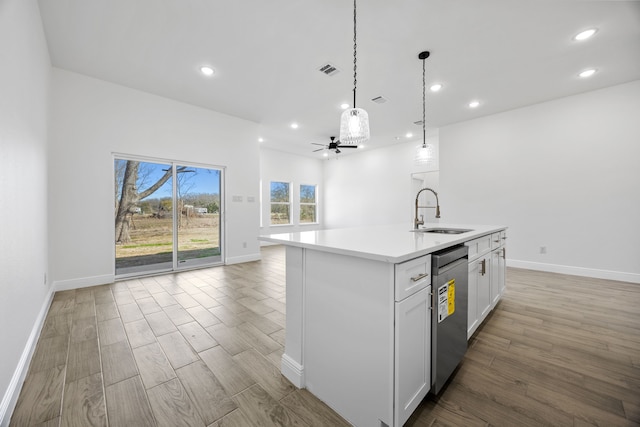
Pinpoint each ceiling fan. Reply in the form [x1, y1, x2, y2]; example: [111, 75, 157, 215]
[311, 136, 358, 154]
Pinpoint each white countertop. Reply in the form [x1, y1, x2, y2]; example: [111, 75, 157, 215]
[259, 223, 507, 263]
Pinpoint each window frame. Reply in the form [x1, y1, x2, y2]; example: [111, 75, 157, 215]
[299, 183, 318, 225]
[269, 180, 292, 226]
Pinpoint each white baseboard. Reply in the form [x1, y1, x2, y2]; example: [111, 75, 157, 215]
[0, 288, 54, 427]
[507, 259, 640, 284]
[53, 273, 115, 292]
[225, 253, 261, 265]
[281, 354, 304, 388]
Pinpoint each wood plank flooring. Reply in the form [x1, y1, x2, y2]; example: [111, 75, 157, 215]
[10, 246, 640, 426]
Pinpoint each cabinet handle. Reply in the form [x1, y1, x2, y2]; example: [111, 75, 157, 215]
[410, 272, 429, 282]
[480, 259, 486, 275]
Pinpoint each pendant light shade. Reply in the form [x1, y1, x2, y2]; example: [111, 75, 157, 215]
[415, 143, 433, 164]
[339, 0, 370, 145]
[415, 50, 433, 165]
[340, 108, 370, 145]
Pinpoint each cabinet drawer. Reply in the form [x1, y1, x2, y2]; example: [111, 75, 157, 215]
[465, 235, 492, 262]
[491, 232, 502, 250]
[395, 255, 431, 301]
[491, 230, 507, 249]
[499, 230, 507, 246]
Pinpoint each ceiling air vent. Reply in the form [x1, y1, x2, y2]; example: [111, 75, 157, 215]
[371, 96, 388, 104]
[318, 63, 340, 76]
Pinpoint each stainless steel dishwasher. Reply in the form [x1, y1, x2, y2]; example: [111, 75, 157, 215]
[431, 244, 469, 394]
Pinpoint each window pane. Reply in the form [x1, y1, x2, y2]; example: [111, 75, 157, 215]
[176, 165, 222, 268]
[271, 203, 290, 224]
[300, 185, 316, 203]
[115, 159, 173, 276]
[270, 182, 290, 202]
[300, 204, 316, 223]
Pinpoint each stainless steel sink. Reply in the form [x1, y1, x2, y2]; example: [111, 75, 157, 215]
[411, 228, 473, 234]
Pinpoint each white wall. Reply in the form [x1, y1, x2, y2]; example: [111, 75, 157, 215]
[439, 81, 640, 283]
[260, 148, 324, 236]
[324, 135, 440, 229]
[48, 69, 262, 289]
[0, 0, 51, 422]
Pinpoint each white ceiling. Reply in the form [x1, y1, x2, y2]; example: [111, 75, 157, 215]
[37, 0, 640, 158]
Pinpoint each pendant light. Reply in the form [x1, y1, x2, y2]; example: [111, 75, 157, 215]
[415, 51, 433, 164]
[339, 0, 370, 145]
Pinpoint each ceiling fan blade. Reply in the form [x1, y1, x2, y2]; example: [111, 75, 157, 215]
[312, 148, 325, 152]
[338, 145, 358, 148]
[311, 143, 325, 146]
[335, 148, 341, 153]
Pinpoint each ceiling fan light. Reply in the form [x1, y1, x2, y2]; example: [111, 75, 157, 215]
[339, 108, 370, 145]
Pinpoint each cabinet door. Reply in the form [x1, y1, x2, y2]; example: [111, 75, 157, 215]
[395, 286, 431, 427]
[499, 247, 506, 297]
[467, 259, 479, 339]
[491, 248, 502, 307]
[478, 254, 492, 321]
[468, 254, 491, 338]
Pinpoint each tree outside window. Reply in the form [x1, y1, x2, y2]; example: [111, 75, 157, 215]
[300, 184, 317, 223]
[270, 181, 291, 225]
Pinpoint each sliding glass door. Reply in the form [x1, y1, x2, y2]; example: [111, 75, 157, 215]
[114, 157, 224, 277]
[176, 164, 222, 268]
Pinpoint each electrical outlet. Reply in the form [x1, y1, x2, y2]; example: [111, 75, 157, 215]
[540, 246, 547, 254]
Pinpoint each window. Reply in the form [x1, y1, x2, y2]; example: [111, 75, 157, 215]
[270, 181, 291, 225]
[300, 184, 317, 223]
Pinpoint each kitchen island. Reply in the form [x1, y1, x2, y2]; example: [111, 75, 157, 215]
[260, 223, 507, 427]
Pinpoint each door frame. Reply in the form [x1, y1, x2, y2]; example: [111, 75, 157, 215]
[113, 153, 226, 279]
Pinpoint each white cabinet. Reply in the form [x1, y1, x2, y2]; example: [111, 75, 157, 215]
[467, 231, 507, 339]
[466, 235, 492, 339]
[468, 253, 491, 338]
[394, 286, 431, 427]
[491, 231, 507, 308]
[394, 254, 431, 426]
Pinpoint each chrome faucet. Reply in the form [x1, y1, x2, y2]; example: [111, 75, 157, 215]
[414, 187, 441, 229]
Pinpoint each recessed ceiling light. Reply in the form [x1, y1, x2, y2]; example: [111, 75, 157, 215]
[430, 84, 443, 92]
[290, 123, 299, 129]
[574, 28, 597, 41]
[323, 152, 329, 157]
[258, 138, 264, 142]
[405, 132, 413, 138]
[200, 66, 215, 76]
[340, 103, 350, 110]
[579, 69, 597, 78]
[358, 144, 364, 149]
[468, 100, 480, 108]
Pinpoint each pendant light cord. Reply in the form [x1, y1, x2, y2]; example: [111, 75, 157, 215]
[352, 0, 357, 108]
[422, 56, 426, 147]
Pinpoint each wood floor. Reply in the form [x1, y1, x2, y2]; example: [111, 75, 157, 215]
[10, 246, 640, 426]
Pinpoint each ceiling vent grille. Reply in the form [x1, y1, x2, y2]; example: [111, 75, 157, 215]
[371, 96, 388, 104]
[318, 63, 340, 76]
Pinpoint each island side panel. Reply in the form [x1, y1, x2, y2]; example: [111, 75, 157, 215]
[304, 249, 395, 427]
[281, 246, 305, 387]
